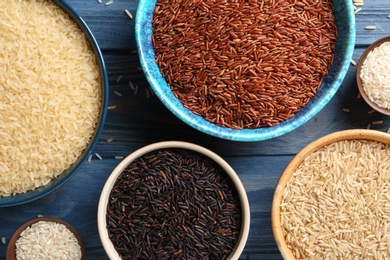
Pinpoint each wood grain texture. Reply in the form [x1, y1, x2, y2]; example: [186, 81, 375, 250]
[1, 1, 390, 259]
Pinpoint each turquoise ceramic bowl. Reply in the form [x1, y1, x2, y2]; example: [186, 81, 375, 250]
[0, 0, 109, 207]
[135, 1, 355, 142]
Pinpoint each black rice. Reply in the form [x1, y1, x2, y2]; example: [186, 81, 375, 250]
[106, 148, 242, 260]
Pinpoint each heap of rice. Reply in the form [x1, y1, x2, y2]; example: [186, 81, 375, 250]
[280, 140, 390, 259]
[0, 0, 101, 196]
[16, 221, 82, 259]
[360, 42, 390, 109]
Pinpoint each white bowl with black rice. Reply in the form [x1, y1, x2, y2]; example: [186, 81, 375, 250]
[97, 141, 250, 260]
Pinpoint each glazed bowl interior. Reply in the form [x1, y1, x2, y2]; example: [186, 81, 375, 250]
[6, 216, 86, 260]
[271, 129, 390, 260]
[97, 141, 250, 260]
[356, 36, 390, 115]
[135, 0, 356, 141]
[0, 0, 108, 207]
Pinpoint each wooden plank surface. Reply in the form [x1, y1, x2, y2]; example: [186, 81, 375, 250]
[1, 1, 390, 259]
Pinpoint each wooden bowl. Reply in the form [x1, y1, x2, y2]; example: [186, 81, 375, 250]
[271, 129, 390, 259]
[6, 216, 86, 260]
[356, 36, 390, 115]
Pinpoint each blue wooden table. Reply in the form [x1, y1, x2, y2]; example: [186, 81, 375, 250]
[1, 1, 390, 259]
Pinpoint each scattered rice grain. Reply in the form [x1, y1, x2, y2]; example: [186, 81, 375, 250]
[95, 153, 103, 160]
[114, 91, 123, 97]
[342, 108, 350, 112]
[365, 25, 377, 30]
[372, 120, 384, 125]
[116, 74, 123, 83]
[125, 9, 133, 19]
[114, 156, 124, 160]
[351, 59, 356, 66]
[354, 7, 362, 14]
[105, 0, 113, 6]
[108, 105, 117, 110]
[87, 154, 93, 163]
[368, 109, 376, 114]
[1, 237, 5, 244]
[354, 2, 364, 6]
[107, 138, 114, 143]
[129, 80, 135, 90]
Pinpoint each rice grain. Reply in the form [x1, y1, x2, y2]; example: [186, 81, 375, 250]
[152, 0, 337, 129]
[15, 221, 82, 260]
[125, 9, 133, 19]
[360, 42, 390, 109]
[280, 140, 390, 259]
[95, 153, 103, 160]
[0, 0, 101, 196]
[365, 25, 377, 30]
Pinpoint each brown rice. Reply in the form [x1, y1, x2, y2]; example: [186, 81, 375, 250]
[280, 140, 390, 259]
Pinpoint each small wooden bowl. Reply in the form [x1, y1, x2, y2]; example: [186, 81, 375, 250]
[271, 129, 390, 260]
[6, 216, 86, 260]
[356, 36, 390, 115]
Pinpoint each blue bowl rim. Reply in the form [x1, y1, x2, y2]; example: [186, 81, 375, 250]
[0, 0, 109, 207]
[135, 0, 356, 142]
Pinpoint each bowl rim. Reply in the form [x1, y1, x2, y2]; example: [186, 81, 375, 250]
[135, 0, 356, 142]
[97, 141, 250, 260]
[0, 0, 109, 207]
[356, 35, 390, 116]
[6, 216, 86, 260]
[271, 129, 390, 260]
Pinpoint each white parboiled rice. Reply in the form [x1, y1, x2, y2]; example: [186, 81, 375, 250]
[0, 0, 101, 195]
[281, 140, 390, 260]
[360, 42, 390, 109]
[16, 221, 82, 260]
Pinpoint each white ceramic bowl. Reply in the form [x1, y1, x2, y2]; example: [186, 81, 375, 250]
[98, 141, 250, 260]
